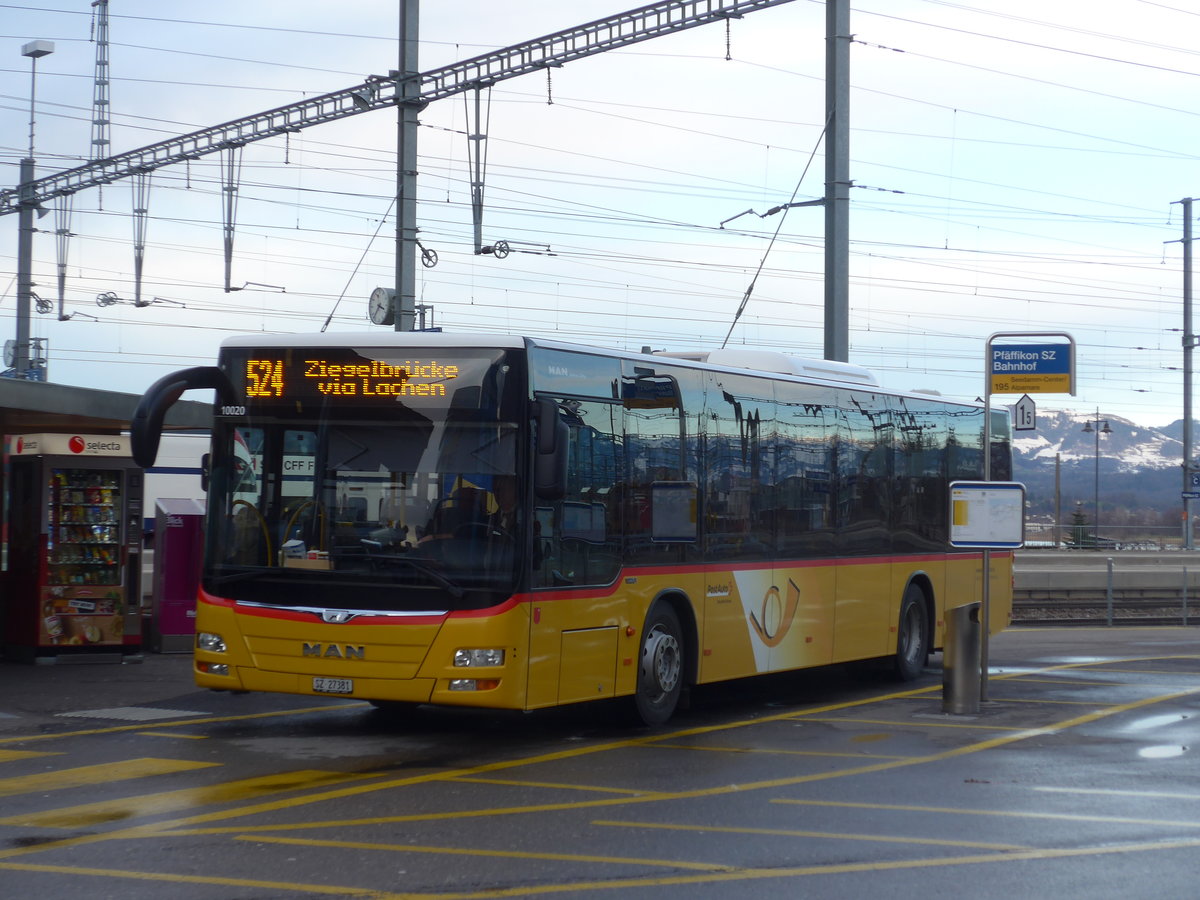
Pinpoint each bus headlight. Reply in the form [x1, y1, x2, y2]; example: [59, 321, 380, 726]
[454, 648, 504, 667]
[197, 632, 227, 653]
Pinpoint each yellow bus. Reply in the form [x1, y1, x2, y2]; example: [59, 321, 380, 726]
[132, 333, 1012, 724]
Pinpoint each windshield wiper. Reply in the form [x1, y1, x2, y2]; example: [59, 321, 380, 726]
[210, 567, 283, 586]
[211, 551, 466, 599]
[361, 540, 465, 598]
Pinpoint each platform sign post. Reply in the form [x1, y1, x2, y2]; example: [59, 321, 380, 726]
[980, 332, 1075, 703]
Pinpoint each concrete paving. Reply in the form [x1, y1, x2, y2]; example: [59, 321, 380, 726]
[0, 625, 1196, 899]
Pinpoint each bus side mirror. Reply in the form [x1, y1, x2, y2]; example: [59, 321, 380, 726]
[130, 366, 233, 468]
[533, 398, 568, 501]
[200, 452, 211, 492]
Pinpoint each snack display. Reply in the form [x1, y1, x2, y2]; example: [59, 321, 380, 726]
[48, 470, 122, 587]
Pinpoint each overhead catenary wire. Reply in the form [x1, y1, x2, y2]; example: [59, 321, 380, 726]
[721, 110, 831, 349]
[320, 195, 396, 332]
[1, 2, 1192, 424]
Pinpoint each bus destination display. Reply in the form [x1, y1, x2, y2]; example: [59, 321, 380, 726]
[239, 351, 460, 405]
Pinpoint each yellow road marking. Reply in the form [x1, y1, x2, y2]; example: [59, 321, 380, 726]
[0, 682, 958, 859]
[0, 861, 386, 897]
[0, 769, 379, 828]
[0, 749, 60, 762]
[986, 698, 1101, 706]
[0, 702, 368, 746]
[591, 818, 1032, 851]
[449, 777, 649, 795]
[136, 731, 208, 740]
[1007, 677, 1124, 687]
[2, 688, 949, 848]
[168, 794, 675, 836]
[649, 742, 911, 760]
[239, 834, 734, 871]
[771, 798, 1200, 830]
[4, 837, 1200, 899]
[0, 758, 218, 799]
[1082, 667, 1200, 676]
[795, 716, 1035, 731]
[1034, 786, 1200, 801]
[0, 652, 1197, 900]
[169, 682, 1200, 839]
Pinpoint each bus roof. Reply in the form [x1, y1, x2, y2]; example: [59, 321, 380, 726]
[218, 332, 976, 408]
[220, 332, 527, 350]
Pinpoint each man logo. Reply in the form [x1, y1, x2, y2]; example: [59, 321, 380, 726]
[303, 643, 365, 659]
[322, 610, 355, 624]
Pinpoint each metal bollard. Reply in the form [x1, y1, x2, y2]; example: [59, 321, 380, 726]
[1105, 557, 1114, 627]
[942, 601, 981, 715]
[1184, 567, 1190, 627]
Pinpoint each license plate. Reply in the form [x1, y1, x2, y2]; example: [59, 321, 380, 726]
[313, 677, 354, 695]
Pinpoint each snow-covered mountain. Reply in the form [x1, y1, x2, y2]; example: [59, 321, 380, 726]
[1011, 409, 1181, 472]
[1009, 409, 1191, 517]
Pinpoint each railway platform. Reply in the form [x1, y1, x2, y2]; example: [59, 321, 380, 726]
[1014, 549, 1200, 624]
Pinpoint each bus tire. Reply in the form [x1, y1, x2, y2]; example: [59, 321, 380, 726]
[634, 603, 684, 726]
[893, 584, 929, 681]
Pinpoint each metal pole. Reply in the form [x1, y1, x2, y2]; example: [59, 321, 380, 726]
[1055, 453, 1062, 548]
[28, 52, 41, 158]
[15, 42, 52, 380]
[394, 0, 419, 333]
[1094, 408, 1100, 548]
[823, 0, 849, 362]
[1184, 198, 1194, 549]
[15, 158, 35, 378]
[981, 365, 992, 703]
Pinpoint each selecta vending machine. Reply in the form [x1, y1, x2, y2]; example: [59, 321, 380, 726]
[3, 433, 144, 661]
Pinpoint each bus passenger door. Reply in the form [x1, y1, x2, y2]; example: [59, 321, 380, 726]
[527, 396, 624, 709]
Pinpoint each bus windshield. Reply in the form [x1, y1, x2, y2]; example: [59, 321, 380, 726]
[203, 346, 525, 612]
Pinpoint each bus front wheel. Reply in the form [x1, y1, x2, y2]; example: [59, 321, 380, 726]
[634, 604, 684, 726]
[893, 585, 929, 681]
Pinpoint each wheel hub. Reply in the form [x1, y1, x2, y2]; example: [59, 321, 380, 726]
[641, 626, 681, 696]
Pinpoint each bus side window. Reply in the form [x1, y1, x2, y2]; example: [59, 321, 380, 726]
[532, 398, 622, 588]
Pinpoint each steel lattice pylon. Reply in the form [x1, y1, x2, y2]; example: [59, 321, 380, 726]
[0, 0, 795, 216]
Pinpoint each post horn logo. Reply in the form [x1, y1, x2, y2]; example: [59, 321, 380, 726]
[748, 579, 801, 648]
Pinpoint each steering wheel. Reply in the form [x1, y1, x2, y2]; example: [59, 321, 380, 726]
[452, 520, 509, 540]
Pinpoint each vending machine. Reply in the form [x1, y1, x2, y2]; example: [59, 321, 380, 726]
[3, 433, 144, 661]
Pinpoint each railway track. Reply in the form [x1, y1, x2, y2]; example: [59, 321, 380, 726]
[1012, 596, 1195, 627]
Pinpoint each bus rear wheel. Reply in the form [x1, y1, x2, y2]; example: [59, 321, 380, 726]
[893, 584, 929, 681]
[634, 604, 684, 726]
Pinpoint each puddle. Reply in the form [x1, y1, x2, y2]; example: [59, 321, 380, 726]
[1041, 657, 1111, 665]
[1138, 745, 1189, 759]
[1122, 712, 1190, 733]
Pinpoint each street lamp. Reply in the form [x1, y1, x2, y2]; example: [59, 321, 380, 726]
[23, 40, 54, 157]
[1082, 410, 1112, 548]
[12, 40, 54, 382]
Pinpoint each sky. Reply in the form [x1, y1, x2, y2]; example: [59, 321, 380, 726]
[1, 0, 1199, 428]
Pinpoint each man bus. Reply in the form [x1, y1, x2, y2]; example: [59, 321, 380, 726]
[131, 332, 1012, 724]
